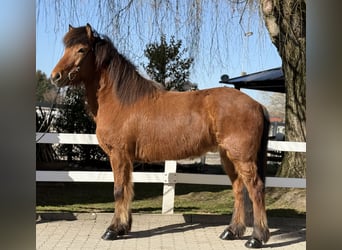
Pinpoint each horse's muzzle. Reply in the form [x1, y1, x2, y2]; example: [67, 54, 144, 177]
[50, 72, 62, 86]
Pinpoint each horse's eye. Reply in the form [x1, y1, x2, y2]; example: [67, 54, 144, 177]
[78, 48, 86, 53]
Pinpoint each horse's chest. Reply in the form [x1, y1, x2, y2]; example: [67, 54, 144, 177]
[95, 127, 122, 154]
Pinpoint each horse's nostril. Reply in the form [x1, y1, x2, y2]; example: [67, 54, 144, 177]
[51, 72, 62, 84]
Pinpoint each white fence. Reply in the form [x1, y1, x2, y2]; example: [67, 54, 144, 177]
[36, 133, 306, 214]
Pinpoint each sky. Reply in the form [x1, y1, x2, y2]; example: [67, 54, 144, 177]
[36, 1, 282, 104]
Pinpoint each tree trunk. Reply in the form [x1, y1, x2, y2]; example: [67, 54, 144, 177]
[260, 0, 306, 178]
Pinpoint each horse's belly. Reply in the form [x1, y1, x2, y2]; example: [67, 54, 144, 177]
[134, 134, 217, 162]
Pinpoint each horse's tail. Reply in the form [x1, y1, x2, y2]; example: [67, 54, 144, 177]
[257, 106, 270, 184]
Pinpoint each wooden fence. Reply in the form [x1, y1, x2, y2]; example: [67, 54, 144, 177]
[36, 133, 306, 214]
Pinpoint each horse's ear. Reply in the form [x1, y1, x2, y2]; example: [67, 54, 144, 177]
[86, 23, 94, 40]
[69, 24, 74, 31]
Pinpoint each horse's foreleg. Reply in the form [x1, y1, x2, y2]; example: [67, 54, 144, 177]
[219, 150, 246, 240]
[102, 153, 134, 240]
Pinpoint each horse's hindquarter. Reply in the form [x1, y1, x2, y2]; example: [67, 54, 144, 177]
[205, 88, 266, 161]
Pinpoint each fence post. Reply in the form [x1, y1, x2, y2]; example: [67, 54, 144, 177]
[162, 160, 177, 214]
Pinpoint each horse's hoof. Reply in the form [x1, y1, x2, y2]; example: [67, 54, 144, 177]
[101, 229, 118, 240]
[219, 228, 236, 240]
[117, 229, 127, 236]
[245, 237, 263, 248]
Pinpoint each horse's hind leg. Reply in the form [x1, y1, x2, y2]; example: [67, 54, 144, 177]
[219, 150, 246, 240]
[102, 152, 134, 240]
[236, 160, 270, 248]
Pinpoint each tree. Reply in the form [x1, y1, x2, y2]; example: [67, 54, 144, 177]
[260, 0, 306, 177]
[36, 70, 58, 103]
[143, 35, 196, 91]
[37, 0, 306, 178]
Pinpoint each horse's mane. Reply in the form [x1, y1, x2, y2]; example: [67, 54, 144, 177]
[64, 26, 164, 105]
[96, 36, 165, 104]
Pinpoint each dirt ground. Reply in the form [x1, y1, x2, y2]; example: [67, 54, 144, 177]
[267, 188, 306, 213]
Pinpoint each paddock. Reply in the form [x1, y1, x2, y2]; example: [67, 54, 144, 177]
[36, 213, 305, 249]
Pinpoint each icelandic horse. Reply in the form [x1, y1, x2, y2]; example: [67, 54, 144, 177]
[51, 24, 270, 248]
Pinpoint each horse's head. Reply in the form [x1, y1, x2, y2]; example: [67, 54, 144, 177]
[51, 23, 96, 87]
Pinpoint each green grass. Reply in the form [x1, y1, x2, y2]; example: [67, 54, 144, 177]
[36, 183, 232, 213]
[36, 182, 305, 217]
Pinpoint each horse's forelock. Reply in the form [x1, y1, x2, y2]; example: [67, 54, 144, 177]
[63, 27, 87, 47]
[63, 26, 98, 48]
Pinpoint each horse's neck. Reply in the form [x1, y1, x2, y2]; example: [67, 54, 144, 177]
[84, 74, 120, 121]
[84, 80, 99, 120]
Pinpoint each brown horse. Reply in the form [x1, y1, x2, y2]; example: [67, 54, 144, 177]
[51, 24, 270, 248]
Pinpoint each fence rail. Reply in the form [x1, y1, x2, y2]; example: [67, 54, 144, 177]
[36, 133, 306, 214]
